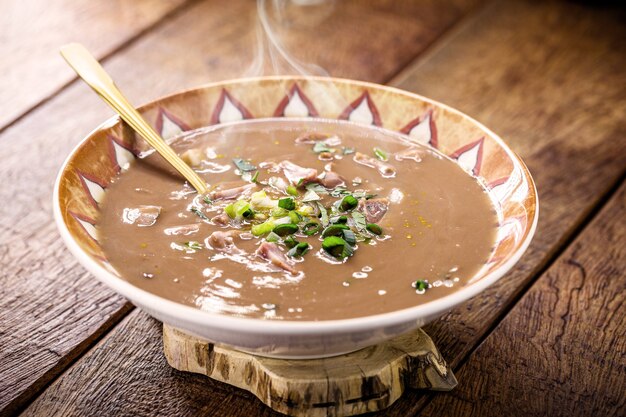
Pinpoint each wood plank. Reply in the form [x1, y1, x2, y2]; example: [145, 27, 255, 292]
[420, 182, 626, 417]
[0, 0, 479, 415]
[0, 0, 189, 131]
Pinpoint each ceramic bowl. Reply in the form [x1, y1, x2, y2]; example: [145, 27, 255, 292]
[54, 76, 538, 358]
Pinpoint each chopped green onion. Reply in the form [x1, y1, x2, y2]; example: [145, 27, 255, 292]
[286, 185, 299, 196]
[270, 207, 289, 218]
[342, 229, 356, 245]
[340, 195, 359, 211]
[313, 142, 332, 153]
[202, 196, 213, 205]
[366, 223, 383, 235]
[252, 220, 275, 236]
[373, 147, 388, 161]
[183, 241, 203, 251]
[266, 232, 280, 243]
[283, 235, 299, 248]
[224, 200, 252, 219]
[251, 170, 259, 183]
[321, 224, 350, 238]
[273, 223, 299, 236]
[287, 242, 310, 257]
[278, 197, 296, 210]
[330, 215, 348, 224]
[322, 236, 353, 259]
[415, 280, 429, 292]
[190, 207, 209, 221]
[302, 222, 321, 236]
[232, 158, 256, 172]
[288, 211, 301, 224]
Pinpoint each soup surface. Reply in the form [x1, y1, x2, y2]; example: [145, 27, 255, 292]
[99, 119, 498, 320]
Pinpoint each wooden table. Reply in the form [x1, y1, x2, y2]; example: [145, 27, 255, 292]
[1, 1, 624, 416]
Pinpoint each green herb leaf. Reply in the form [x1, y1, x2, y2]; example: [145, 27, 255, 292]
[330, 215, 348, 224]
[329, 186, 349, 197]
[273, 223, 299, 237]
[306, 183, 328, 194]
[251, 170, 259, 183]
[342, 147, 355, 155]
[316, 202, 329, 227]
[183, 241, 203, 251]
[287, 242, 310, 257]
[232, 158, 257, 172]
[302, 189, 321, 202]
[278, 197, 296, 210]
[366, 223, 383, 235]
[373, 147, 388, 161]
[283, 235, 299, 248]
[351, 211, 367, 233]
[190, 207, 209, 221]
[202, 196, 213, 205]
[340, 195, 359, 211]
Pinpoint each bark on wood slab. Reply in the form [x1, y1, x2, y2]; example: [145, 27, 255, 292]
[163, 325, 456, 417]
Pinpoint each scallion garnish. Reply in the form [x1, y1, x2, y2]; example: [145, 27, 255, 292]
[366, 223, 383, 235]
[202, 196, 213, 205]
[190, 207, 209, 221]
[340, 195, 359, 211]
[251, 170, 259, 183]
[373, 147, 388, 161]
[415, 280, 429, 292]
[342, 229, 356, 245]
[322, 236, 353, 259]
[316, 202, 329, 226]
[251, 220, 275, 236]
[321, 224, 350, 238]
[273, 223, 299, 236]
[266, 232, 280, 243]
[283, 235, 299, 248]
[286, 185, 299, 196]
[232, 158, 256, 172]
[330, 215, 348, 224]
[302, 222, 321, 236]
[288, 211, 301, 224]
[287, 242, 310, 257]
[183, 241, 203, 251]
[278, 197, 296, 210]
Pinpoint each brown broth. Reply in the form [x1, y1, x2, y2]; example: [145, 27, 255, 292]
[98, 119, 498, 320]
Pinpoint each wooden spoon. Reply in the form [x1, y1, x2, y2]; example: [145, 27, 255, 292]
[60, 43, 208, 194]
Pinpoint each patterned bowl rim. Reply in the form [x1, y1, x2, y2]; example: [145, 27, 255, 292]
[53, 75, 539, 334]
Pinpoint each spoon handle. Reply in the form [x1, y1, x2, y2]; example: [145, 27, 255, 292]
[60, 43, 208, 194]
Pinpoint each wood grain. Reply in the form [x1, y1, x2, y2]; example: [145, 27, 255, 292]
[384, 0, 626, 414]
[420, 182, 626, 417]
[0, 0, 189, 131]
[0, 0, 479, 415]
[163, 325, 455, 417]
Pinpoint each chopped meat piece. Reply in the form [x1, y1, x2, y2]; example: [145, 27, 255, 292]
[395, 147, 424, 162]
[206, 230, 240, 250]
[318, 171, 346, 188]
[279, 161, 318, 185]
[294, 133, 328, 144]
[209, 183, 257, 200]
[122, 205, 161, 227]
[164, 224, 200, 236]
[256, 242, 297, 274]
[358, 198, 389, 224]
[318, 151, 334, 161]
[353, 152, 396, 178]
[211, 213, 231, 226]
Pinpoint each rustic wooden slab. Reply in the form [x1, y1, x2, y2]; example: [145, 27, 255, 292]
[420, 182, 626, 417]
[163, 325, 456, 417]
[0, 0, 189, 131]
[0, 1, 478, 415]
